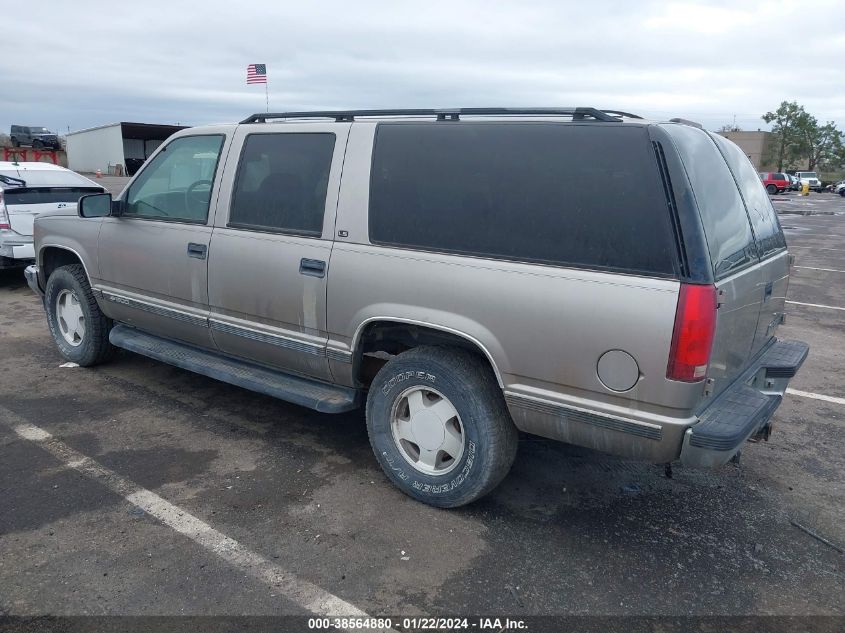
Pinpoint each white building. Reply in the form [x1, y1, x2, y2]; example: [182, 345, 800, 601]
[65, 122, 186, 176]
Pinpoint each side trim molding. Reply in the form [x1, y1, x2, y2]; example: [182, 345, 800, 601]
[326, 348, 353, 363]
[505, 392, 663, 441]
[100, 291, 208, 328]
[209, 319, 325, 356]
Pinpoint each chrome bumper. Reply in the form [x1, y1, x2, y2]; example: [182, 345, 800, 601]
[24, 264, 44, 301]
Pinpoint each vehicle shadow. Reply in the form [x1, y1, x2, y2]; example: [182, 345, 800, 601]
[0, 266, 28, 290]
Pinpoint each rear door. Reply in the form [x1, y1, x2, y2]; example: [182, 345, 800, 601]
[207, 123, 349, 380]
[711, 134, 789, 355]
[663, 124, 763, 396]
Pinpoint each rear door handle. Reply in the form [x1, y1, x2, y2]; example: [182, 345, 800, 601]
[187, 242, 207, 259]
[299, 258, 326, 278]
[764, 281, 773, 301]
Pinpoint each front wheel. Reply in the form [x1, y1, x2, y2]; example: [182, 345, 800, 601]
[45, 264, 115, 366]
[366, 346, 518, 508]
[766, 184, 777, 194]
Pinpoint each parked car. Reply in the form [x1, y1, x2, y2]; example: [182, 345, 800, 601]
[0, 162, 104, 269]
[9, 125, 62, 150]
[787, 174, 801, 191]
[835, 181, 845, 196]
[759, 171, 790, 194]
[795, 171, 823, 193]
[24, 108, 808, 507]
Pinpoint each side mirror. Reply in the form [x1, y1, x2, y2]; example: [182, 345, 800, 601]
[78, 193, 114, 218]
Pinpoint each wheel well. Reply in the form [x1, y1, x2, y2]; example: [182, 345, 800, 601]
[353, 321, 501, 388]
[41, 247, 84, 282]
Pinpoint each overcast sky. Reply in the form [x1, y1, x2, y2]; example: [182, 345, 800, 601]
[3, 1, 843, 135]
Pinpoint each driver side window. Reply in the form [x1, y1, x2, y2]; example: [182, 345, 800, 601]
[125, 135, 224, 222]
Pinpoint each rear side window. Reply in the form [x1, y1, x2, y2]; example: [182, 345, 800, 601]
[229, 133, 336, 236]
[3, 187, 103, 205]
[663, 125, 757, 279]
[369, 123, 676, 276]
[711, 134, 787, 259]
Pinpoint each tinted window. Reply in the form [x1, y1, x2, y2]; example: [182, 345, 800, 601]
[663, 125, 757, 279]
[3, 187, 103, 205]
[369, 123, 676, 275]
[229, 133, 335, 236]
[125, 135, 224, 222]
[712, 134, 786, 259]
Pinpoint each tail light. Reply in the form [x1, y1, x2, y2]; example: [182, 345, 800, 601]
[0, 191, 10, 230]
[667, 283, 717, 382]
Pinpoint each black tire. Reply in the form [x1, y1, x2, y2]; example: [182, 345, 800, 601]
[840, 189, 845, 197]
[32, 140, 43, 149]
[11, 137, 19, 148]
[45, 264, 115, 366]
[366, 346, 518, 508]
[766, 184, 777, 195]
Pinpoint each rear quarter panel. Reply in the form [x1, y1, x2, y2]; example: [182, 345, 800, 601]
[328, 122, 703, 426]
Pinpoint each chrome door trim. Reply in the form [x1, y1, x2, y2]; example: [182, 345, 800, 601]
[209, 318, 325, 356]
[326, 348, 353, 363]
[97, 290, 208, 328]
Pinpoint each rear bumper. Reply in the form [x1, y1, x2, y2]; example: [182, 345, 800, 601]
[680, 339, 809, 467]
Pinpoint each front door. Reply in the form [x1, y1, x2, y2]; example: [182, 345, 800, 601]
[96, 133, 229, 348]
[207, 124, 349, 380]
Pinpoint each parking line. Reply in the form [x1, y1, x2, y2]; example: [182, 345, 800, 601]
[795, 266, 845, 273]
[6, 418, 386, 626]
[785, 300, 845, 312]
[787, 389, 845, 406]
[789, 246, 845, 252]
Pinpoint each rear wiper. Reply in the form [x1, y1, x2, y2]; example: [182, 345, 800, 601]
[0, 174, 27, 187]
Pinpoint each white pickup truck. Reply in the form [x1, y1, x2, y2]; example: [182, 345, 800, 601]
[0, 162, 104, 268]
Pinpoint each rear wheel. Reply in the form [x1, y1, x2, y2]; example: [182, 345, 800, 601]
[45, 264, 115, 366]
[11, 137, 19, 147]
[366, 346, 518, 507]
[766, 184, 777, 194]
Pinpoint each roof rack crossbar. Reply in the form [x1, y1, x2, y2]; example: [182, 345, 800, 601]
[240, 107, 627, 124]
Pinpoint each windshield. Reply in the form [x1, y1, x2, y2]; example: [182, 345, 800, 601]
[798, 172, 818, 178]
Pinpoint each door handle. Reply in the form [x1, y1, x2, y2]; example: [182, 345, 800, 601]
[187, 242, 207, 260]
[764, 281, 773, 301]
[299, 258, 326, 278]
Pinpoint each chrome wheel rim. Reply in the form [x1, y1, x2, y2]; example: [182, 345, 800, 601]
[56, 289, 85, 347]
[390, 386, 465, 476]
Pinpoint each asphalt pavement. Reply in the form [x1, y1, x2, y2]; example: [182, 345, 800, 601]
[1, 190, 843, 622]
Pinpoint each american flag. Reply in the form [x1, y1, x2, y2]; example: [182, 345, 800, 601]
[247, 63, 267, 84]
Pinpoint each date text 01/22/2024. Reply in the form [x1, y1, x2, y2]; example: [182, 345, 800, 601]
[307, 617, 528, 630]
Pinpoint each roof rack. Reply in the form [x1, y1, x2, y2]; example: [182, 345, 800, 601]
[240, 107, 632, 124]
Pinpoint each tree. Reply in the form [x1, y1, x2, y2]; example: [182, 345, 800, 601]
[797, 119, 844, 171]
[763, 101, 811, 171]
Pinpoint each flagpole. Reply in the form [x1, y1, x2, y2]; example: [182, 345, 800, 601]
[265, 76, 269, 113]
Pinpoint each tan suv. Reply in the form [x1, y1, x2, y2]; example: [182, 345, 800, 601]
[25, 108, 808, 507]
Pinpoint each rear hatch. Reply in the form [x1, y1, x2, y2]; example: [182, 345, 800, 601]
[1, 167, 103, 236]
[662, 125, 788, 398]
[3, 187, 103, 235]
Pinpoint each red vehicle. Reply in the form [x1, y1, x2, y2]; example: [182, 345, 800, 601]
[759, 172, 790, 194]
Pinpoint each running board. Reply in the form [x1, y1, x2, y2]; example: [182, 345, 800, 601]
[109, 325, 360, 414]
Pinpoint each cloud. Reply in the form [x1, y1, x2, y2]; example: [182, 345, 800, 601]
[1, 0, 842, 134]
